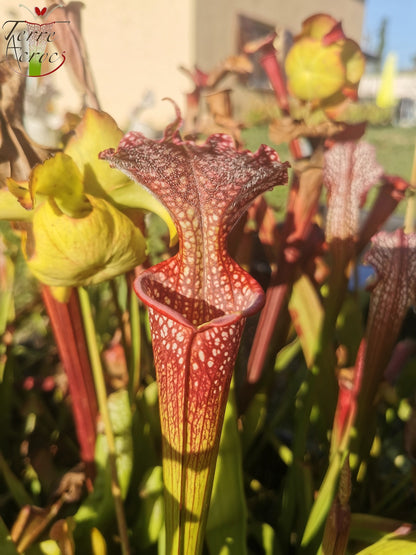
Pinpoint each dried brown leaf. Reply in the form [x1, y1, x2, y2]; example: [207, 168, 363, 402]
[0, 61, 51, 183]
[45, 1, 100, 109]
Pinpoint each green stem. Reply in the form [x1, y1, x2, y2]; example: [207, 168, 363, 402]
[128, 282, 141, 404]
[404, 190, 416, 233]
[278, 369, 315, 552]
[77, 286, 130, 555]
[109, 279, 129, 358]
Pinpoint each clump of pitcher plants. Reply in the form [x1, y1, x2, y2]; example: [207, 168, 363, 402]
[0, 9, 416, 555]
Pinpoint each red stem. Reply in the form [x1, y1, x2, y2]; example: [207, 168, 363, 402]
[259, 51, 289, 112]
[42, 286, 97, 481]
[247, 279, 292, 383]
[259, 48, 303, 159]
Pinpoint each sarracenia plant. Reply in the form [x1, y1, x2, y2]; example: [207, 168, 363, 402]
[2, 9, 416, 555]
[100, 103, 290, 554]
[0, 107, 176, 552]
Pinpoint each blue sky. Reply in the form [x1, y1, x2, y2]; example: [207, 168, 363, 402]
[362, 0, 416, 69]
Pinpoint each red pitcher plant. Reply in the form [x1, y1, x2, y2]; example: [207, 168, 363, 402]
[100, 104, 290, 553]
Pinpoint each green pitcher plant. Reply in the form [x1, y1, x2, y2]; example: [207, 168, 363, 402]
[0, 108, 176, 301]
[285, 13, 365, 118]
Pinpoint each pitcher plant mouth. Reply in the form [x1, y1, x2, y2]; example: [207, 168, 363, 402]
[134, 256, 266, 330]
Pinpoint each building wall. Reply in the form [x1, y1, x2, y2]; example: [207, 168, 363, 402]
[0, 0, 195, 131]
[359, 72, 416, 101]
[195, 0, 365, 71]
[79, 0, 196, 129]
